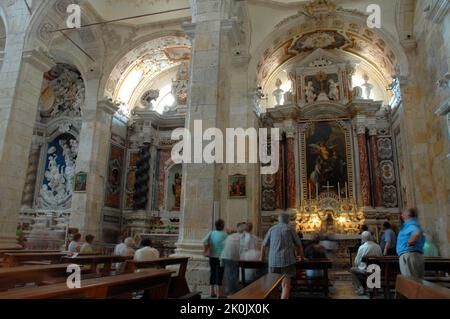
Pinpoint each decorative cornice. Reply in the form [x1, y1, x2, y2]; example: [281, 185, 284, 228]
[22, 49, 55, 73]
[98, 99, 119, 116]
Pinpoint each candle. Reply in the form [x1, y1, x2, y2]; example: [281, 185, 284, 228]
[338, 182, 341, 200]
[309, 186, 312, 200]
[316, 184, 319, 199]
[345, 182, 348, 199]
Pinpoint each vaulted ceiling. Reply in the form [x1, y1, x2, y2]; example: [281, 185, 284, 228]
[83, 0, 191, 26]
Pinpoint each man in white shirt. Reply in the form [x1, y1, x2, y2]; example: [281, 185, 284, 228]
[134, 239, 160, 262]
[221, 223, 246, 295]
[350, 231, 382, 295]
[115, 237, 136, 273]
[114, 236, 126, 256]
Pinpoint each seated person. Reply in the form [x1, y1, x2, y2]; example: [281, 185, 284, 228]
[80, 234, 95, 254]
[350, 231, 382, 295]
[68, 233, 82, 253]
[134, 239, 160, 262]
[304, 233, 327, 279]
[115, 237, 136, 273]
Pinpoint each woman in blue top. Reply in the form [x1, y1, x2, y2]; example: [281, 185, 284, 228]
[203, 219, 228, 298]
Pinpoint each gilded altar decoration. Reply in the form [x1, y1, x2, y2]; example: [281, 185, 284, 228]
[229, 174, 247, 198]
[296, 191, 364, 235]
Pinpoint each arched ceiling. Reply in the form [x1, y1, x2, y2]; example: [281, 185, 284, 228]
[250, 1, 408, 89]
[83, 0, 191, 26]
[105, 35, 191, 116]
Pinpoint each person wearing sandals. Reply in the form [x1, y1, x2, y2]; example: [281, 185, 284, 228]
[203, 219, 228, 298]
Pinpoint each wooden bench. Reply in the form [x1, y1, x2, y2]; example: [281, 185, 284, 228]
[0, 264, 73, 292]
[230, 274, 285, 299]
[396, 275, 450, 299]
[61, 255, 132, 276]
[364, 256, 450, 299]
[238, 258, 332, 297]
[0, 269, 173, 299]
[125, 257, 200, 299]
[3, 253, 68, 267]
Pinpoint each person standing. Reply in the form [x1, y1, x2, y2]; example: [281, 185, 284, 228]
[203, 219, 228, 298]
[380, 222, 397, 256]
[261, 213, 304, 299]
[221, 223, 246, 296]
[397, 208, 425, 279]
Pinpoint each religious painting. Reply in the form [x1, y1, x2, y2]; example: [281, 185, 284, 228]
[105, 145, 124, 209]
[74, 172, 87, 192]
[229, 174, 247, 198]
[301, 121, 351, 199]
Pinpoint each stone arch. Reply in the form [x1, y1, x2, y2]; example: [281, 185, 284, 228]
[101, 31, 191, 116]
[249, 10, 410, 91]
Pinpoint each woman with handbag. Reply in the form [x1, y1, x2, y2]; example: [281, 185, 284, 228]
[202, 219, 228, 298]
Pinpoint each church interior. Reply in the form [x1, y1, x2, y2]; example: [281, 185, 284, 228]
[0, 0, 449, 300]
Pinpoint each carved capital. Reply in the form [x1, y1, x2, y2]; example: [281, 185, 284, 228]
[22, 49, 55, 73]
[98, 99, 119, 116]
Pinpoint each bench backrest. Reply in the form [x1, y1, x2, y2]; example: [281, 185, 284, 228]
[0, 269, 173, 299]
[396, 275, 450, 299]
[230, 273, 285, 299]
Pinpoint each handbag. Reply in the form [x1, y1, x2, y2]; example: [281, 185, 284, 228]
[203, 232, 212, 257]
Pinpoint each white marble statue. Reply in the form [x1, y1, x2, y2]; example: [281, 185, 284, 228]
[362, 74, 373, 99]
[272, 78, 284, 106]
[305, 81, 316, 104]
[352, 86, 363, 99]
[328, 79, 340, 101]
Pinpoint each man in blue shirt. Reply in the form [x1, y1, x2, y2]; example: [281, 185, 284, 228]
[397, 208, 425, 279]
[380, 222, 397, 256]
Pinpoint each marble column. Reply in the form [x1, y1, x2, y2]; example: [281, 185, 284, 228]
[369, 127, 383, 207]
[275, 137, 284, 209]
[70, 92, 119, 239]
[0, 49, 53, 248]
[286, 128, 297, 209]
[357, 125, 371, 207]
[21, 136, 45, 207]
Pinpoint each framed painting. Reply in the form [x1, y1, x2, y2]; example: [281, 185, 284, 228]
[229, 174, 247, 198]
[74, 172, 87, 192]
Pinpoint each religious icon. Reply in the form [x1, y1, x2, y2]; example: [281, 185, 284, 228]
[172, 173, 182, 210]
[74, 172, 87, 192]
[229, 174, 247, 198]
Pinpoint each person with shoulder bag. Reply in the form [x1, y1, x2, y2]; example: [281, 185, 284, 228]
[202, 219, 228, 298]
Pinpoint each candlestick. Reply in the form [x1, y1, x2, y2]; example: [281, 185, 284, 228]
[345, 182, 348, 199]
[338, 182, 341, 200]
[316, 184, 319, 200]
[309, 186, 312, 201]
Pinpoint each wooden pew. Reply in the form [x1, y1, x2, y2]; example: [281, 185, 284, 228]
[238, 258, 332, 297]
[230, 274, 285, 299]
[61, 255, 132, 276]
[125, 257, 200, 299]
[395, 275, 450, 299]
[294, 259, 333, 297]
[3, 253, 67, 267]
[0, 269, 174, 299]
[0, 264, 72, 292]
[364, 256, 450, 299]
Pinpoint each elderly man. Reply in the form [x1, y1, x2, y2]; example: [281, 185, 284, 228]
[350, 231, 382, 295]
[221, 223, 247, 295]
[397, 208, 425, 279]
[261, 213, 304, 299]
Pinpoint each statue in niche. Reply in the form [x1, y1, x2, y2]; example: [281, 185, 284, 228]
[362, 74, 373, 99]
[328, 79, 340, 101]
[305, 81, 316, 103]
[272, 78, 284, 106]
[172, 173, 182, 210]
